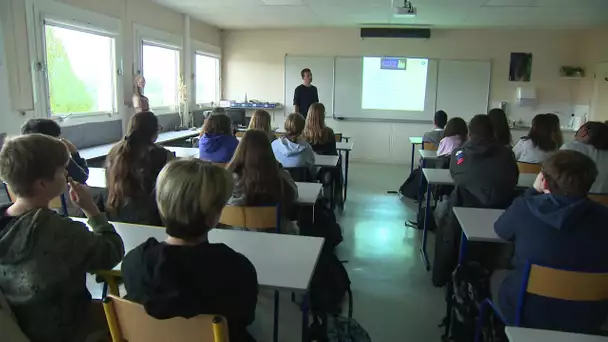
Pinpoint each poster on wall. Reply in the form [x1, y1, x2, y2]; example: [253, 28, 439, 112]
[509, 52, 533, 82]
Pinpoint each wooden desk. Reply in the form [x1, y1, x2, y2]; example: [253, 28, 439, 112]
[86, 168, 321, 206]
[452, 207, 508, 265]
[165, 146, 199, 158]
[418, 149, 440, 160]
[313, 154, 339, 168]
[505, 327, 608, 342]
[409, 137, 423, 172]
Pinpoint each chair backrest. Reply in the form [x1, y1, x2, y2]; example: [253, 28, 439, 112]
[334, 133, 343, 142]
[422, 142, 438, 151]
[588, 194, 608, 206]
[274, 132, 283, 139]
[235, 131, 245, 138]
[213, 162, 227, 168]
[4, 183, 68, 215]
[517, 162, 542, 174]
[219, 205, 280, 232]
[515, 262, 608, 326]
[103, 295, 229, 342]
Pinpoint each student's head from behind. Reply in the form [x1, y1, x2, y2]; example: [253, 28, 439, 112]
[248, 110, 272, 132]
[575, 121, 608, 150]
[21, 119, 62, 138]
[156, 159, 234, 240]
[434, 110, 448, 129]
[487, 108, 512, 146]
[468, 114, 495, 141]
[284, 113, 306, 142]
[202, 114, 232, 137]
[303, 103, 332, 144]
[539, 150, 597, 197]
[228, 130, 281, 204]
[301, 68, 313, 85]
[0, 134, 69, 200]
[125, 111, 159, 144]
[443, 117, 468, 143]
[527, 114, 561, 152]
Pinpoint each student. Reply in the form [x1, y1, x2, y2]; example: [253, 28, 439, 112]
[122, 159, 258, 342]
[488, 108, 512, 147]
[103, 111, 175, 225]
[302, 103, 337, 155]
[199, 114, 239, 163]
[293, 68, 319, 118]
[0, 134, 124, 342]
[272, 113, 315, 171]
[423, 110, 448, 146]
[512, 114, 562, 163]
[493, 150, 608, 333]
[248, 109, 275, 142]
[228, 130, 299, 234]
[561, 121, 608, 193]
[21, 118, 89, 184]
[437, 117, 467, 157]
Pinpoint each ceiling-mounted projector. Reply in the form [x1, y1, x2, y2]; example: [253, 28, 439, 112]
[394, 0, 417, 17]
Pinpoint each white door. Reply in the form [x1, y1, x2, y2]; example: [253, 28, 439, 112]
[590, 62, 608, 122]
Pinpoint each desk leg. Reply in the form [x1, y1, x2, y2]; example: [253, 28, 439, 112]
[273, 290, 279, 342]
[343, 151, 350, 202]
[420, 183, 432, 271]
[330, 167, 336, 211]
[458, 232, 467, 266]
[416, 159, 427, 215]
[301, 294, 309, 342]
[410, 143, 415, 173]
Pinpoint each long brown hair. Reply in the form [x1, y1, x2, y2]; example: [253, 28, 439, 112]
[249, 110, 272, 132]
[227, 130, 282, 205]
[488, 108, 512, 146]
[200, 114, 232, 137]
[303, 103, 333, 145]
[283, 113, 305, 143]
[106, 111, 160, 209]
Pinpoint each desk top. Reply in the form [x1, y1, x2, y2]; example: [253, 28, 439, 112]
[505, 327, 608, 342]
[410, 137, 423, 144]
[453, 207, 507, 243]
[75, 218, 324, 292]
[314, 154, 339, 167]
[80, 129, 200, 161]
[166, 146, 199, 158]
[86, 168, 320, 205]
[336, 142, 354, 151]
[422, 168, 536, 188]
[418, 149, 439, 160]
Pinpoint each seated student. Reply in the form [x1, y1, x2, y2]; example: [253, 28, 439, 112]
[122, 159, 258, 342]
[101, 111, 175, 225]
[493, 150, 608, 334]
[512, 114, 562, 164]
[437, 117, 468, 157]
[561, 121, 608, 193]
[272, 113, 315, 173]
[488, 108, 513, 147]
[302, 103, 337, 155]
[21, 118, 89, 183]
[0, 134, 124, 342]
[228, 130, 299, 234]
[248, 109, 275, 142]
[199, 114, 239, 163]
[432, 114, 519, 286]
[423, 110, 448, 146]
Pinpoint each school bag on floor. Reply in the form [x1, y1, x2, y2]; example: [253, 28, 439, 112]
[398, 168, 425, 200]
[298, 199, 343, 248]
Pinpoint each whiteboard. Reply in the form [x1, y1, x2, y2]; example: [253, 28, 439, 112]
[435, 60, 491, 122]
[284, 56, 334, 116]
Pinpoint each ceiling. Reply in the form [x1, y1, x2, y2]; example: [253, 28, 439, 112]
[154, 0, 608, 29]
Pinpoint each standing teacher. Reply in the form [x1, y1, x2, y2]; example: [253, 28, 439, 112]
[293, 68, 319, 118]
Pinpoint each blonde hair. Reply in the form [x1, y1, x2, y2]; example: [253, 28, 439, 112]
[303, 103, 333, 145]
[0, 134, 69, 197]
[284, 113, 306, 142]
[249, 110, 271, 132]
[156, 159, 234, 239]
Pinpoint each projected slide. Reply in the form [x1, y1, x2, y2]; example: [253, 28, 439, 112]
[361, 57, 429, 111]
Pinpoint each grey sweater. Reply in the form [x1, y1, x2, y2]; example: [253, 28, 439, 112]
[0, 208, 124, 342]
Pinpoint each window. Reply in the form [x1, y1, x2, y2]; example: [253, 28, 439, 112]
[142, 43, 180, 108]
[195, 54, 220, 105]
[43, 23, 116, 116]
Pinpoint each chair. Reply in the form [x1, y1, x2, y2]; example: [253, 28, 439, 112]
[4, 183, 68, 216]
[474, 261, 608, 342]
[334, 133, 343, 142]
[517, 162, 542, 174]
[588, 194, 608, 206]
[422, 142, 438, 151]
[235, 131, 245, 138]
[103, 295, 229, 342]
[219, 205, 281, 233]
[274, 132, 283, 139]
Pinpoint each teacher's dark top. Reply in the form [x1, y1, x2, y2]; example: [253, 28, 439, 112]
[293, 84, 319, 117]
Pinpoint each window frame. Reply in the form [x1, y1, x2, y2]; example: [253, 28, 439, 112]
[192, 40, 221, 109]
[26, 0, 123, 121]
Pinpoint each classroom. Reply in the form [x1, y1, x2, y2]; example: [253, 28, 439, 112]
[1, 0, 608, 341]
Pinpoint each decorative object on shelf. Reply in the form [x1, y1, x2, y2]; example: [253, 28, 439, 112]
[229, 101, 280, 109]
[559, 66, 585, 78]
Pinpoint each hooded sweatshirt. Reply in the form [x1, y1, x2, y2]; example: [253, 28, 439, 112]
[199, 133, 239, 163]
[494, 188, 608, 333]
[271, 136, 315, 170]
[0, 207, 124, 342]
[122, 237, 258, 342]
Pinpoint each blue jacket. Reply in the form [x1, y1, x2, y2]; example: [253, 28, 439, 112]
[198, 134, 239, 163]
[494, 188, 608, 333]
[271, 137, 315, 169]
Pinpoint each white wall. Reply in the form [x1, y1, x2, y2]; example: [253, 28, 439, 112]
[222, 28, 593, 164]
[0, 14, 15, 136]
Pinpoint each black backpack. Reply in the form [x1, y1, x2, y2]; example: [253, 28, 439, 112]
[299, 199, 343, 248]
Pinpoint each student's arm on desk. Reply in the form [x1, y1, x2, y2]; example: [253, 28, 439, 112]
[493, 190, 536, 241]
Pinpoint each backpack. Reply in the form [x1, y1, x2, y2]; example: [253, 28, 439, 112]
[310, 314, 372, 342]
[299, 199, 343, 248]
[441, 262, 506, 342]
[398, 168, 425, 200]
[309, 248, 351, 315]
